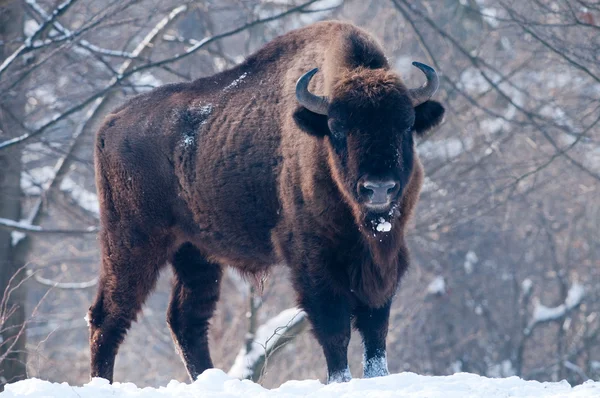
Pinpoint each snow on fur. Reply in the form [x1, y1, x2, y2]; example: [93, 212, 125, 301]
[2, 370, 599, 397]
[224, 72, 248, 91]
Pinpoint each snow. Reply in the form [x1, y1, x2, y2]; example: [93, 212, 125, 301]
[11, 230, 26, 246]
[182, 135, 195, 147]
[533, 302, 566, 323]
[480, 7, 500, 28]
[418, 137, 474, 160]
[521, 278, 533, 295]
[375, 218, 392, 232]
[532, 283, 585, 323]
[457, 67, 492, 95]
[255, 0, 342, 27]
[427, 276, 446, 295]
[362, 354, 388, 379]
[480, 117, 509, 134]
[179, 103, 212, 148]
[19, 167, 99, 230]
[3, 370, 600, 397]
[565, 283, 585, 309]
[21, 166, 55, 195]
[327, 366, 352, 384]
[228, 308, 306, 380]
[464, 250, 478, 274]
[24, 19, 40, 37]
[487, 359, 516, 378]
[421, 176, 440, 193]
[197, 104, 213, 118]
[23, 142, 54, 163]
[130, 72, 163, 92]
[60, 177, 100, 217]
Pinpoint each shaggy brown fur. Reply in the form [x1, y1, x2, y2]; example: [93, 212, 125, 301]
[88, 21, 445, 384]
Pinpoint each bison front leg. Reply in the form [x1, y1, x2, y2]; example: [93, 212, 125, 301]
[353, 301, 391, 378]
[294, 271, 352, 383]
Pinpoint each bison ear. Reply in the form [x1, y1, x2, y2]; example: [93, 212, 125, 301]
[413, 100, 445, 136]
[293, 107, 329, 138]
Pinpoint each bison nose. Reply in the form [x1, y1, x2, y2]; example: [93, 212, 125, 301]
[358, 179, 399, 207]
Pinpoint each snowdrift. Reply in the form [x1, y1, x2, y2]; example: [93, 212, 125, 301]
[2, 369, 599, 397]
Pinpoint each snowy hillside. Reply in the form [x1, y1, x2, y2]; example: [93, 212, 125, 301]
[1, 370, 599, 397]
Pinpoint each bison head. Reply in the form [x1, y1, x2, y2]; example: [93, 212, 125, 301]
[293, 63, 445, 231]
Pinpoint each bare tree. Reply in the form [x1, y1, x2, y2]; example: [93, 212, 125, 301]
[0, 0, 27, 389]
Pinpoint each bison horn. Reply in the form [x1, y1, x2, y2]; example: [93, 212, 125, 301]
[408, 62, 439, 107]
[296, 68, 329, 115]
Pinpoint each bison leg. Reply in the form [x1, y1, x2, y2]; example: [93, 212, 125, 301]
[88, 244, 165, 382]
[353, 301, 391, 378]
[167, 243, 222, 381]
[294, 273, 352, 383]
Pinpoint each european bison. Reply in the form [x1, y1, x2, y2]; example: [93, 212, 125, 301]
[88, 21, 445, 384]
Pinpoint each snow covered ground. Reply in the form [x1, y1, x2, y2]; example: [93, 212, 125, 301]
[2, 370, 598, 397]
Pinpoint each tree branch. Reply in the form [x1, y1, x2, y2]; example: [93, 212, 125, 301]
[0, 218, 97, 235]
[0, 0, 321, 150]
[0, 0, 79, 78]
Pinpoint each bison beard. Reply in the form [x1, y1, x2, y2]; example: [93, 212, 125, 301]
[88, 21, 444, 384]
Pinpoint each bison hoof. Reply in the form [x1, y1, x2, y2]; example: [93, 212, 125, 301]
[327, 366, 352, 384]
[363, 355, 389, 378]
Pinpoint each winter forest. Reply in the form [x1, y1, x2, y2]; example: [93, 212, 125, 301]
[0, 0, 599, 395]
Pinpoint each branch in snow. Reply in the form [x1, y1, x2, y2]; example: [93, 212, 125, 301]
[228, 307, 307, 382]
[525, 282, 585, 335]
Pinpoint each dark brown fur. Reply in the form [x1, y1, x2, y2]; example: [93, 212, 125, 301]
[88, 21, 444, 383]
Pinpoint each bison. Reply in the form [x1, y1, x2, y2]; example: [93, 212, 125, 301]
[88, 20, 445, 384]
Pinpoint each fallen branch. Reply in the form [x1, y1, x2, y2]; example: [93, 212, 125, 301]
[228, 307, 307, 382]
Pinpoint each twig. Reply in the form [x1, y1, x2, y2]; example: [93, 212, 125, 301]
[0, 217, 97, 235]
[0, 0, 79, 78]
[32, 273, 98, 289]
[25, 0, 137, 59]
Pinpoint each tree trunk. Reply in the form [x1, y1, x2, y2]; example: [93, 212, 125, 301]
[0, 0, 26, 390]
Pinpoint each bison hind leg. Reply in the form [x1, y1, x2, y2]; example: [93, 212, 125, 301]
[89, 242, 166, 382]
[167, 242, 222, 381]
